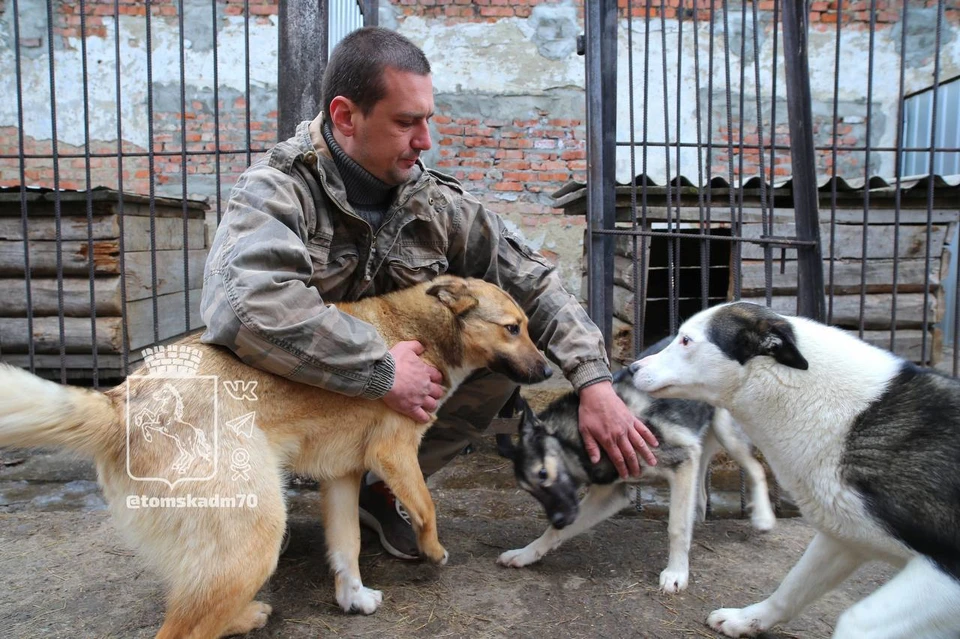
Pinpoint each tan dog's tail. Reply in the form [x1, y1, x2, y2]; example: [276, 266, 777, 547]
[0, 363, 120, 458]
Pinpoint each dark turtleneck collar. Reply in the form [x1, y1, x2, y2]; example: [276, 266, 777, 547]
[321, 120, 394, 211]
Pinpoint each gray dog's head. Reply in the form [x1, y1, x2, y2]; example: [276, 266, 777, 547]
[499, 401, 581, 529]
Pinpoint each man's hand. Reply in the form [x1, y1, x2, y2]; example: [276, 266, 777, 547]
[578, 381, 659, 478]
[382, 340, 445, 423]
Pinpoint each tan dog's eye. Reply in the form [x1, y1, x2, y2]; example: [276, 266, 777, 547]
[506, 324, 520, 336]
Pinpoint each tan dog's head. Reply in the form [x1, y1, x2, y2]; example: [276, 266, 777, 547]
[426, 276, 553, 384]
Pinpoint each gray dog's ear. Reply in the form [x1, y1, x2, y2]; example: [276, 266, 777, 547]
[758, 323, 808, 370]
[519, 401, 552, 441]
[427, 279, 478, 317]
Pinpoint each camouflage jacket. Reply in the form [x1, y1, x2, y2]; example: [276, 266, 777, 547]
[200, 114, 611, 399]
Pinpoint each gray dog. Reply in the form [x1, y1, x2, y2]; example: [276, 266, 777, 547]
[497, 338, 775, 593]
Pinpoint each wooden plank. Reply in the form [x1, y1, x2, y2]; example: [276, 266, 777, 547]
[0, 277, 122, 316]
[0, 359, 131, 382]
[581, 252, 650, 292]
[0, 290, 204, 354]
[0, 240, 119, 276]
[0, 215, 120, 241]
[0, 193, 206, 216]
[125, 289, 204, 351]
[738, 259, 941, 296]
[0, 353, 127, 370]
[0, 352, 128, 372]
[119, 217, 206, 252]
[0, 243, 206, 282]
[610, 283, 638, 326]
[741, 294, 939, 330]
[104, 201, 207, 219]
[0, 215, 204, 251]
[121, 249, 207, 301]
[855, 329, 943, 366]
[610, 317, 635, 366]
[740, 223, 947, 260]
[0, 316, 124, 353]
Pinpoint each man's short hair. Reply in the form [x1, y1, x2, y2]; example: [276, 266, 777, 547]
[322, 26, 431, 117]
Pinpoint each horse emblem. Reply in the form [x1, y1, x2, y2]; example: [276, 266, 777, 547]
[126, 346, 218, 488]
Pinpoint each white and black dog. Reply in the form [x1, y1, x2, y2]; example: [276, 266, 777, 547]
[629, 301, 960, 638]
[497, 338, 776, 593]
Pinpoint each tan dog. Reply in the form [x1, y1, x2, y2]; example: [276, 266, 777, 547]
[0, 276, 551, 639]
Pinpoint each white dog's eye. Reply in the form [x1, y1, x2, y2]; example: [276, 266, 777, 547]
[681, 335, 691, 346]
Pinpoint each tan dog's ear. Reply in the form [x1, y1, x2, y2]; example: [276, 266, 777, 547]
[427, 279, 479, 317]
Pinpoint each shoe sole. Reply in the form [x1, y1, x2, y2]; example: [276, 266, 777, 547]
[358, 508, 419, 561]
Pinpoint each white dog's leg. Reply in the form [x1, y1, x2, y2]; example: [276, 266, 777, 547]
[712, 411, 776, 531]
[660, 458, 700, 593]
[707, 532, 865, 637]
[696, 426, 721, 522]
[832, 556, 960, 639]
[498, 483, 632, 568]
[322, 473, 383, 615]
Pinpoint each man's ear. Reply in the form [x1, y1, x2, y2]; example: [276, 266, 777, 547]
[758, 323, 809, 370]
[328, 96, 357, 136]
[427, 279, 478, 317]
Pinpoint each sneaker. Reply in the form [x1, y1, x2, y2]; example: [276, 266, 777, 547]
[358, 479, 419, 560]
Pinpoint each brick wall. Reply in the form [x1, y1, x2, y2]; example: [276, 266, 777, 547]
[55, 0, 277, 41]
[0, 90, 275, 201]
[710, 116, 874, 180]
[1, 1, 957, 208]
[808, 0, 957, 29]
[431, 113, 586, 216]
[391, 0, 958, 27]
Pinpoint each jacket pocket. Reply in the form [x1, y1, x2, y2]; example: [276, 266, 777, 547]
[385, 247, 448, 289]
[307, 238, 360, 299]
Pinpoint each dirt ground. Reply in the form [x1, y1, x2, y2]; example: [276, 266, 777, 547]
[0, 435, 896, 639]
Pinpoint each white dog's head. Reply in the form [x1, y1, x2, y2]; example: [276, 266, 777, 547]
[628, 302, 809, 406]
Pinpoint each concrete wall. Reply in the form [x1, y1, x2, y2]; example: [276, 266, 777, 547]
[1, 0, 958, 296]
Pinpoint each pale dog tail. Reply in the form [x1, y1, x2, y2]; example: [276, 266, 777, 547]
[0, 363, 120, 459]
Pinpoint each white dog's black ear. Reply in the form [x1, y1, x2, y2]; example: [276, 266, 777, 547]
[759, 326, 808, 370]
[717, 302, 810, 370]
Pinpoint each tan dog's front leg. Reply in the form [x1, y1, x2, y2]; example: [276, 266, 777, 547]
[371, 441, 449, 565]
[322, 472, 383, 614]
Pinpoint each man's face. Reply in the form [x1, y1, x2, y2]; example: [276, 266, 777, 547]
[348, 67, 434, 186]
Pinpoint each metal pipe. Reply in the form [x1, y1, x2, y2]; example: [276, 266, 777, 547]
[584, 0, 617, 354]
[781, 0, 826, 321]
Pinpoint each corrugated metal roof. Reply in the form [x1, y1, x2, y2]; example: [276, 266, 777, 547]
[552, 173, 960, 209]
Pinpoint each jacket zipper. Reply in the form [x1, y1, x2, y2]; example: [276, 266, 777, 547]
[315, 166, 431, 296]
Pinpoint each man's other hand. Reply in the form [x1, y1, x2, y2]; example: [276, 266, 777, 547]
[578, 381, 659, 478]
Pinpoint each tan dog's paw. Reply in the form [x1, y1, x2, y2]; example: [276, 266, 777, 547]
[222, 600, 273, 635]
[420, 542, 449, 565]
